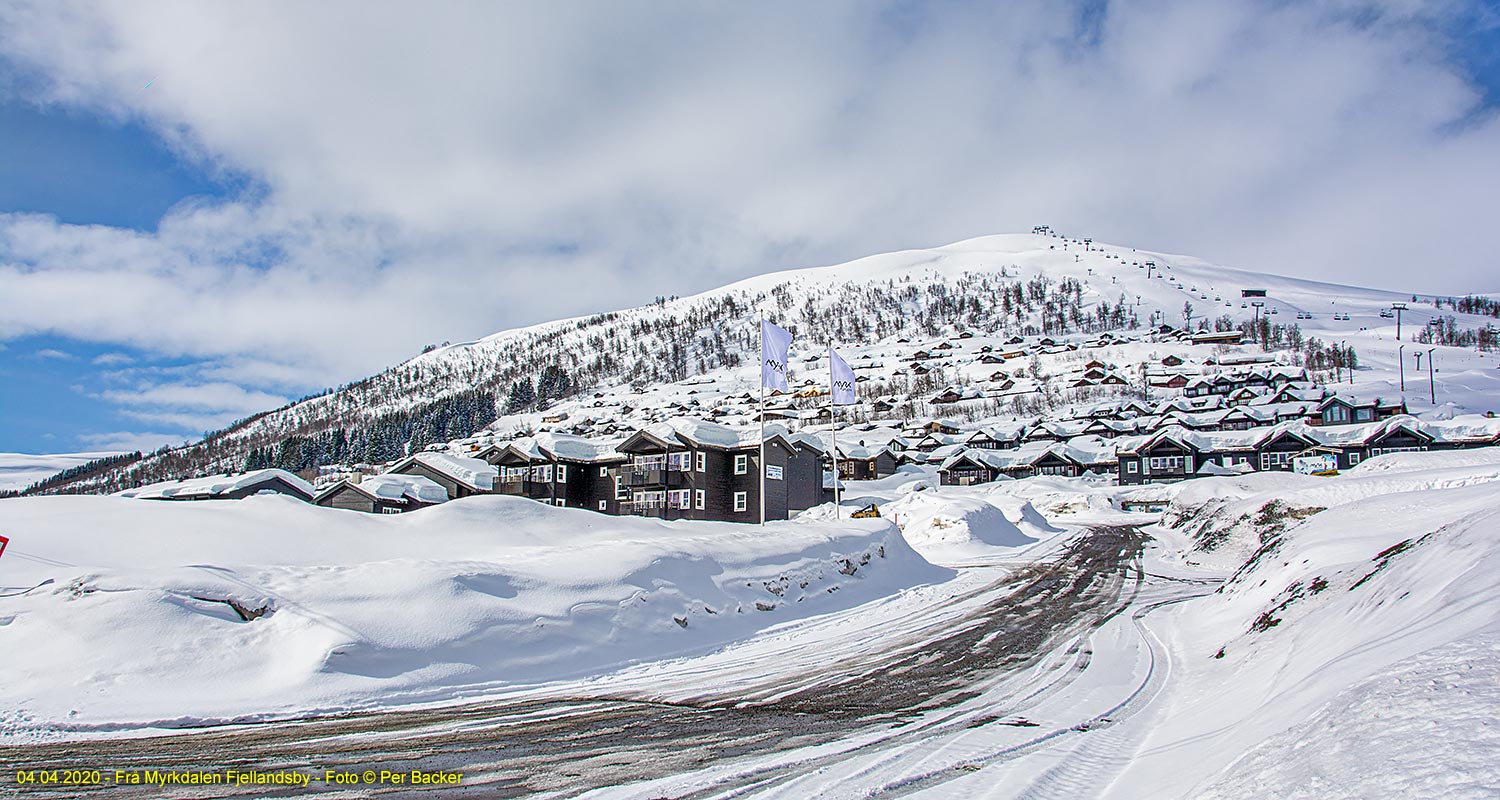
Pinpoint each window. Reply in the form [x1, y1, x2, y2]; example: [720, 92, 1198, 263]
[668, 489, 691, 509]
[1260, 451, 1294, 470]
[1355, 408, 1373, 421]
[696, 451, 706, 472]
[1126, 461, 1138, 474]
[531, 464, 553, 483]
[553, 498, 566, 507]
[668, 452, 692, 471]
[734, 454, 748, 475]
[556, 465, 567, 483]
[695, 489, 705, 510]
[1325, 405, 1350, 423]
[632, 454, 666, 471]
[599, 466, 608, 477]
[380, 507, 402, 514]
[1348, 452, 1361, 466]
[734, 491, 748, 512]
[501, 466, 528, 482]
[598, 500, 608, 511]
[614, 477, 628, 500]
[1147, 456, 1186, 473]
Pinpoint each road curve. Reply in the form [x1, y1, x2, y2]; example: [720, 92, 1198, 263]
[1, 526, 1150, 800]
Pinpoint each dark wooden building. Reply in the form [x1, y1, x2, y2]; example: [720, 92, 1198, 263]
[613, 421, 822, 522]
[480, 434, 627, 512]
[386, 452, 497, 500]
[314, 473, 448, 514]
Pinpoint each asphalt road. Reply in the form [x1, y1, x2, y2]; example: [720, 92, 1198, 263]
[1, 525, 1149, 800]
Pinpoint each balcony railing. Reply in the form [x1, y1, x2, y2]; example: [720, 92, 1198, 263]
[622, 464, 692, 486]
[620, 499, 696, 517]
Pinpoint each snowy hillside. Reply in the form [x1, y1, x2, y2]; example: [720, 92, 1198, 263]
[32, 231, 1500, 493]
[1108, 448, 1500, 798]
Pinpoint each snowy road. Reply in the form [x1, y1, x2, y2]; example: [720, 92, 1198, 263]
[3, 525, 1214, 799]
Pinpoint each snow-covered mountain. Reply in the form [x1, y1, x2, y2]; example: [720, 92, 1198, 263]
[29, 232, 1500, 493]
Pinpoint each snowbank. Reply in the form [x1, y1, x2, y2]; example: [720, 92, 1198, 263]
[885, 492, 1038, 556]
[1159, 450, 1500, 569]
[1117, 463, 1500, 797]
[0, 495, 947, 738]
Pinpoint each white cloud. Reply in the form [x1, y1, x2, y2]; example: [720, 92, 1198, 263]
[91, 352, 134, 366]
[88, 380, 289, 440]
[101, 381, 286, 413]
[34, 348, 75, 360]
[75, 430, 187, 453]
[116, 408, 255, 433]
[1, 0, 1498, 437]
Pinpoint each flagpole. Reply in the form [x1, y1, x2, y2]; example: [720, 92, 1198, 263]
[759, 311, 767, 527]
[829, 345, 840, 520]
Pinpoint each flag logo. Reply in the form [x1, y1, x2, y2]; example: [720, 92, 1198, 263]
[761, 321, 794, 391]
[829, 347, 857, 405]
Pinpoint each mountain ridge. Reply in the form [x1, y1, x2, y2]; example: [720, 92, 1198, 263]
[19, 230, 1498, 495]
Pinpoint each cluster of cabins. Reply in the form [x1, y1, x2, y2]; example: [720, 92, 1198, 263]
[935, 415, 1500, 486]
[121, 419, 839, 522]
[116, 355, 1500, 517]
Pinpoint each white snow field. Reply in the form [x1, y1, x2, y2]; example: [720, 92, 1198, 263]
[0, 495, 946, 735]
[568, 452, 1500, 799]
[3, 460, 1500, 798]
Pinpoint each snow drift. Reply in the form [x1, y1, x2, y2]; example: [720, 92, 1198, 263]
[1117, 450, 1500, 797]
[0, 495, 948, 738]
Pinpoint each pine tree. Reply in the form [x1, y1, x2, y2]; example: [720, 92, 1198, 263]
[507, 378, 536, 412]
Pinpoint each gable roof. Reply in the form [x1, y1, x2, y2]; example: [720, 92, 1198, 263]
[618, 418, 795, 453]
[391, 452, 497, 491]
[119, 468, 315, 501]
[317, 473, 450, 506]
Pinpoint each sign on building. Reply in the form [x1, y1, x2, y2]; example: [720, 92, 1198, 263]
[766, 465, 784, 481]
[1293, 454, 1338, 476]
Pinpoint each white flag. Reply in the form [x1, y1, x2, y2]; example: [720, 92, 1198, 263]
[761, 320, 793, 391]
[829, 347, 857, 406]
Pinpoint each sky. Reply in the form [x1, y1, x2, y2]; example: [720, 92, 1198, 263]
[1, 0, 1498, 455]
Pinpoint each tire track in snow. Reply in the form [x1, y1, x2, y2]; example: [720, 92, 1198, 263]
[0, 527, 1153, 800]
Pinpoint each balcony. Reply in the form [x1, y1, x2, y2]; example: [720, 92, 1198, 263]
[621, 464, 692, 487]
[495, 478, 528, 495]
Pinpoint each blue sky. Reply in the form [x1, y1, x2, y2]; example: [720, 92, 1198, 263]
[0, 103, 236, 232]
[2, 0, 1499, 455]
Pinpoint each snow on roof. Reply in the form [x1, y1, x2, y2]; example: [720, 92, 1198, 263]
[119, 468, 314, 500]
[1120, 415, 1500, 456]
[1421, 415, 1500, 443]
[1051, 435, 1121, 465]
[1319, 392, 1387, 408]
[405, 452, 497, 491]
[343, 474, 449, 505]
[640, 417, 793, 449]
[508, 432, 625, 463]
[940, 438, 1110, 471]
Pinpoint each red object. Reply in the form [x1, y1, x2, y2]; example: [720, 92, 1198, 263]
[0, 534, 8, 559]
